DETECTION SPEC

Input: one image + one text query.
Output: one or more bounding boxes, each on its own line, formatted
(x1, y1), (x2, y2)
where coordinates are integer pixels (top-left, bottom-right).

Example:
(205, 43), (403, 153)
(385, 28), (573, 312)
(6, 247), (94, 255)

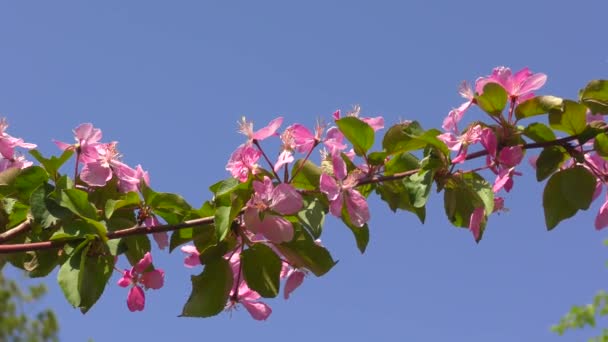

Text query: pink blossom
(476, 66), (547, 102)
(595, 193), (608, 230)
(469, 207), (485, 242)
(323, 127), (347, 154)
(282, 268), (305, 300)
(442, 81), (475, 132)
(54, 123), (102, 163)
(0, 118), (37, 160)
(243, 176), (303, 243)
(79, 142), (141, 191)
(281, 124), (317, 154)
(143, 215), (168, 250)
(226, 144), (261, 182)
(227, 281), (272, 321)
(180, 245), (201, 268)
(319, 153), (370, 227)
(438, 125), (483, 164)
(117, 252), (164, 312)
(239, 117), (283, 143)
(274, 150), (294, 172)
(0, 155), (33, 172)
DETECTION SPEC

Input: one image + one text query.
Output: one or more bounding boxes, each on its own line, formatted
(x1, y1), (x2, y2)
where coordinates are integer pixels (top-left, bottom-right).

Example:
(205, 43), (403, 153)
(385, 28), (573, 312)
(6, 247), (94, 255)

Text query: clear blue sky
(1, 1), (608, 340)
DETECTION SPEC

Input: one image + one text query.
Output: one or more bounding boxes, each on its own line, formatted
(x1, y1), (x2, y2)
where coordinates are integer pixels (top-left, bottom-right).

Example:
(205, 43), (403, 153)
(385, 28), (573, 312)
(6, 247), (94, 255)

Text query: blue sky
(1, 1), (608, 340)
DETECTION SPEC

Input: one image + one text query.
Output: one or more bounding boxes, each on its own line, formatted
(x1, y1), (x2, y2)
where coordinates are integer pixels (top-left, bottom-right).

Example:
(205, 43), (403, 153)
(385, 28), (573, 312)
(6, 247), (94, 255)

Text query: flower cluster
(0, 118), (36, 172)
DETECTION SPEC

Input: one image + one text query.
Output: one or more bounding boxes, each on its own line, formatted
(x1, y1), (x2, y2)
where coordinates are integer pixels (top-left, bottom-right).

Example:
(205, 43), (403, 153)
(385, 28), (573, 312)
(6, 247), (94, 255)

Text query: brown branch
(0, 129), (599, 255)
(0, 218), (32, 243)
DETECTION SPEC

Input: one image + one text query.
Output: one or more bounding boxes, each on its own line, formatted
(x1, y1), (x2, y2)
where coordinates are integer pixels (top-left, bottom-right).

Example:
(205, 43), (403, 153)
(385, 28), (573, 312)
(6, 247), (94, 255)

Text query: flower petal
(127, 285), (146, 312)
(241, 300), (272, 321)
(141, 269), (165, 290)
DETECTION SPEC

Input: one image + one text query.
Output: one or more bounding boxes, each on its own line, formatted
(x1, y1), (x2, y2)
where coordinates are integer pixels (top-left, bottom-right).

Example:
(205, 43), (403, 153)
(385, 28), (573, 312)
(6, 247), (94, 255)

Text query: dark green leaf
(536, 146), (568, 181)
(475, 83), (508, 116)
(24, 249), (60, 278)
(580, 80), (608, 114)
(180, 258), (233, 317)
(297, 196), (326, 239)
(367, 151), (388, 166)
(104, 192), (141, 219)
(515, 95), (564, 120)
(29, 149), (74, 180)
(523, 122), (557, 143)
(241, 244), (282, 298)
(30, 184), (62, 228)
(277, 227), (336, 276)
(543, 166), (596, 230)
(169, 228), (193, 252)
(147, 192), (192, 224)
(382, 122), (448, 156)
(443, 172), (493, 230)
(384, 152), (419, 175)
(336, 116), (375, 156)
(78, 242), (113, 313)
(11, 166), (49, 202)
(57, 241), (88, 309)
(209, 178), (241, 197)
(375, 181), (425, 223)
(120, 235), (151, 267)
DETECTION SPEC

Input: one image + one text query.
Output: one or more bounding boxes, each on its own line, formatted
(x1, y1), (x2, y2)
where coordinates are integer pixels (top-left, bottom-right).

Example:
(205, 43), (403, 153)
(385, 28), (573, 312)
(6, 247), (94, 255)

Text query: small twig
(0, 218), (33, 243)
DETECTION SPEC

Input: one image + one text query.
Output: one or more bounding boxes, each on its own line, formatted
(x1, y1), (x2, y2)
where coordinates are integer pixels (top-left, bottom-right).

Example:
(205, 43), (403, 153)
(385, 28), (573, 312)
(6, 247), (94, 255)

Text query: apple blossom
(117, 252), (164, 312)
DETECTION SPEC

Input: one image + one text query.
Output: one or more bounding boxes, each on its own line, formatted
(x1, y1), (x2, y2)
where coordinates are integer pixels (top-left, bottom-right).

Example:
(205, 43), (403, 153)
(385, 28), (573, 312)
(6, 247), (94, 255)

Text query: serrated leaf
(180, 258), (233, 317)
(241, 244), (282, 298)
(475, 83), (508, 116)
(336, 116), (375, 156)
(515, 95), (564, 120)
(543, 166), (596, 230)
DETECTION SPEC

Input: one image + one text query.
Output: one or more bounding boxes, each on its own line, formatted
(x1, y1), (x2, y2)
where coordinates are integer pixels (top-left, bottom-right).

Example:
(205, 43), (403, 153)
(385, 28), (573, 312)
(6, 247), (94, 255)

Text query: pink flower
(323, 127), (348, 154)
(595, 193), (608, 230)
(0, 155), (33, 172)
(469, 207), (485, 242)
(438, 124), (483, 164)
(80, 142), (141, 191)
(117, 252), (164, 312)
(239, 117), (283, 143)
(0, 118), (37, 160)
(54, 123), (102, 163)
(227, 281), (272, 321)
(180, 245), (201, 268)
(281, 124), (317, 154)
(226, 144), (261, 182)
(442, 81), (475, 132)
(281, 267), (305, 300)
(475, 66), (547, 102)
(319, 153), (370, 227)
(243, 176), (303, 243)
(143, 215), (168, 250)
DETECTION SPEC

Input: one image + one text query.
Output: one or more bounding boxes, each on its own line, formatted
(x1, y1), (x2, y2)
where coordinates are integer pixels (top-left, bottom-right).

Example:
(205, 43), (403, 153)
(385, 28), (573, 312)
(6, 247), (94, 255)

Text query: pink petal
(127, 285), (146, 312)
(331, 152), (347, 180)
(323, 127), (346, 153)
(134, 252), (153, 274)
(53, 140), (72, 151)
(595, 195), (608, 230)
(243, 207), (264, 235)
(241, 300), (272, 321)
(141, 269), (165, 290)
(469, 207), (485, 242)
(320, 173), (340, 201)
(262, 215), (295, 243)
(274, 150), (294, 172)
(271, 183), (303, 215)
(362, 116), (385, 131)
(284, 270), (305, 300)
(517, 72), (547, 96)
(492, 169), (512, 193)
(117, 270), (133, 287)
(80, 162), (112, 187)
(253, 117), (283, 141)
(153, 232), (169, 250)
(332, 110), (341, 120)
(498, 146), (523, 168)
(480, 128), (497, 158)
(329, 192), (343, 218)
(181, 245), (201, 268)
(291, 124), (316, 153)
(345, 189), (370, 227)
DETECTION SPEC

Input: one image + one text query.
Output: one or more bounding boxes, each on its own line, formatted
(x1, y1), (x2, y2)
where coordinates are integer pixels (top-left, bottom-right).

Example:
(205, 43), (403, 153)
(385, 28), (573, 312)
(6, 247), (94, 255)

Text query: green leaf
(78, 241), (113, 313)
(30, 184), (62, 228)
(120, 235), (151, 267)
(209, 177), (241, 197)
(475, 83), (508, 116)
(595, 133), (608, 158)
(382, 122), (448, 156)
(375, 181), (425, 223)
(515, 95), (564, 120)
(276, 227), (336, 276)
(24, 249), (60, 278)
(367, 151), (388, 166)
(147, 192), (192, 224)
(169, 228), (193, 252)
(29, 149), (74, 180)
(57, 241), (88, 309)
(536, 146), (568, 181)
(60, 189), (98, 220)
(336, 116), (375, 156)
(543, 166), (596, 230)
(443, 172), (493, 231)
(548, 100), (587, 135)
(10, 166), (49, 202)
(341, 207), (370, 253)
(403, 169), (434, 208)
(291, 159), (322, 190)
(104, 192), (141, 219)
(297, 196), (326, 239)
(580, 80), (608, 114)
(523, 122), (557, 143)
(241, 244), (282, 298)
(180, 258), (233, 317)
(384, 152), (419, 175)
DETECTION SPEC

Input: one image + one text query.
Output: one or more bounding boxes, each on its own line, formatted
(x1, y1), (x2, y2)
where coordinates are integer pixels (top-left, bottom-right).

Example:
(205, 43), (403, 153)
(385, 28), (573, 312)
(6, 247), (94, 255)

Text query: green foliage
(548, 100), (587, 135)
(181, 258), (233, 317)
(276, 226), (336, 277)
(523, 122), (557, 142)
(535, 146), (568, 181)
(515, 95), (564, 120)
(0, 270), (59, 342)
(580, 80), (608, 114)
(475, 83), (508, 116)
(336, 116), (375, 156)
(443, 172), (493, 240)
(543, 166), (596, 230)
(382, 121), (448, 156)
(241, 244), (282, 298)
